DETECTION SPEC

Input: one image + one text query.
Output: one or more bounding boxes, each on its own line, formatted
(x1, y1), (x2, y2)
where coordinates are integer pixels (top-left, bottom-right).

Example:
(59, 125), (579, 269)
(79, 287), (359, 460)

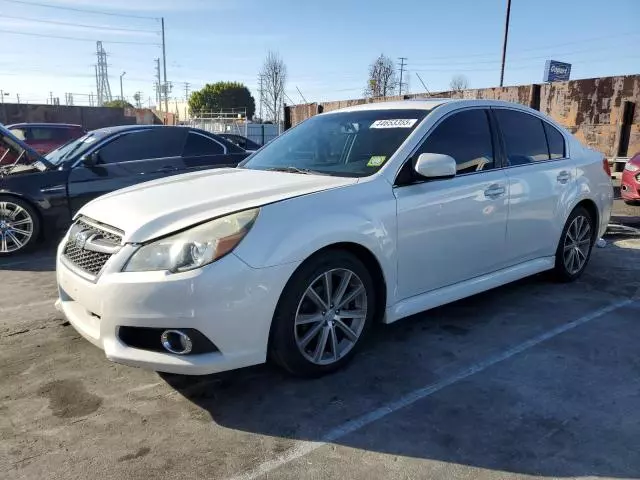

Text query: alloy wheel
(294, 268), (368, 366)
(563, 215), (591, 275)
(0, 201), (34, 254)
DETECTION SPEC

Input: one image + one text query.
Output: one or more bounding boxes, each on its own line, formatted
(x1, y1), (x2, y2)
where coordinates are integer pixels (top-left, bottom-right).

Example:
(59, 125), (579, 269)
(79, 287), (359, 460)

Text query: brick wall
(285, 74), (640, 158)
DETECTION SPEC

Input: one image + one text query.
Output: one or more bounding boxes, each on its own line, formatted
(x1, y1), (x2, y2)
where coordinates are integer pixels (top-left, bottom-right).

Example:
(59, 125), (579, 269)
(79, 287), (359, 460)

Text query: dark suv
(7, 123), (86, 155)
(0, 124), (249, 255)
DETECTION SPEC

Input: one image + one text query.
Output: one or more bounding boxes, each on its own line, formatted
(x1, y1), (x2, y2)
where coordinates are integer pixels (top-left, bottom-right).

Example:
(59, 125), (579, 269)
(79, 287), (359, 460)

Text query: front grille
(63, 217), (123, 278)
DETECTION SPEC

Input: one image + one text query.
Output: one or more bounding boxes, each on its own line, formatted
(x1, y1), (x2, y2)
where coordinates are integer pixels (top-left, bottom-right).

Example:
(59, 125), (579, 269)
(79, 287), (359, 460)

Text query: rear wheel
(270, 250), (376, 377)
(0, 196), (40, 256)
(552, 206), (594, 282)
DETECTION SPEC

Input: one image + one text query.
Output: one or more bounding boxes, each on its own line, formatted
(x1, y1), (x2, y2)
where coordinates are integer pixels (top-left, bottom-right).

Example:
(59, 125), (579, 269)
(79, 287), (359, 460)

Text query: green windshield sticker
(367, 155), (387, 167)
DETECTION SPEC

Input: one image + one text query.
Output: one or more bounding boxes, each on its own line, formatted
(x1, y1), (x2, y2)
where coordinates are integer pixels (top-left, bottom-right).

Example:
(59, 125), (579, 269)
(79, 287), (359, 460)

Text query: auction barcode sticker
(370, 119), (418, 129)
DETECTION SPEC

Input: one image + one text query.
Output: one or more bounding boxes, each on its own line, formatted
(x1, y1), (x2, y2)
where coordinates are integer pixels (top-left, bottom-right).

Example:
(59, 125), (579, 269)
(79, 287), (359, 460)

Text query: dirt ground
(1, 198), (639, 480)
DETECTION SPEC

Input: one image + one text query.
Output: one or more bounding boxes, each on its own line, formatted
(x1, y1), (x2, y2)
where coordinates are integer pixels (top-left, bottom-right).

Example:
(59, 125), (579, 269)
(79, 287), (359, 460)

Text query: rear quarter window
(543, 122), (566, 159)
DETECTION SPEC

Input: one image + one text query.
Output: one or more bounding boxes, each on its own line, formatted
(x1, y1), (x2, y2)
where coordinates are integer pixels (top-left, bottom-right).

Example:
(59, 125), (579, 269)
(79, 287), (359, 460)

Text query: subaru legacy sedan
(55, 99), (613, 377)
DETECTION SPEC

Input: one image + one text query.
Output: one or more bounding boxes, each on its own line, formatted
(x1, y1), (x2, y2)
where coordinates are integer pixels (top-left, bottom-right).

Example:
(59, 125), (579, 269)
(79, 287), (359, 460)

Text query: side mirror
(81, 151), (100, 167)
(414, 153), (456, 179)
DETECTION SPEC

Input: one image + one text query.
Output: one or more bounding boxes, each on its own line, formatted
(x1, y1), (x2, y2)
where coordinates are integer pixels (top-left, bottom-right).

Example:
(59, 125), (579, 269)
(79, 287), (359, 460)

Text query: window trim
(183, 130), (228, 156)
(491, 106), (569, 170)
(393, 106), (498, 187)
(71, 128), (185, 168)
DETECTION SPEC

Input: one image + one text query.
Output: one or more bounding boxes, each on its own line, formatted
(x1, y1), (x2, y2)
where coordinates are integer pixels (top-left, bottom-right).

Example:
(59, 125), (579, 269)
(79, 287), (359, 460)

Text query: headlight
(124, 208), (259, 273)
(624, 162), (640, 172)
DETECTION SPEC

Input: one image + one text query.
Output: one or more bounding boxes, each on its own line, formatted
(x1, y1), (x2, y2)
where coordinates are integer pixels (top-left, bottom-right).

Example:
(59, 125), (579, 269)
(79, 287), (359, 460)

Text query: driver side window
(415, 108), (495, 174)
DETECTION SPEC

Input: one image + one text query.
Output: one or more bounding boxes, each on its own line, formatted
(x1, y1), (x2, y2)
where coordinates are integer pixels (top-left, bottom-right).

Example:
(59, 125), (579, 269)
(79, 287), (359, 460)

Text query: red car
(621, 152), (640, 205)
(6, 123), (86, 155)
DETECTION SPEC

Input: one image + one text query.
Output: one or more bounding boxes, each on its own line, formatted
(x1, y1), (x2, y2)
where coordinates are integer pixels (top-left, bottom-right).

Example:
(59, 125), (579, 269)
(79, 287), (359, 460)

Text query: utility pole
(16, 93), (20, 104)
(183, 82), (190, 101)
(50, 91), (54, 105)
(161, 17), (168, 113)
(398, 57), (407, 96)
(499, 0), (512, 87)
(296, 86), (308, 104)
(415, 73), (431, 96)
(120, 71), (126, 101)
(155, 58), (162, 112)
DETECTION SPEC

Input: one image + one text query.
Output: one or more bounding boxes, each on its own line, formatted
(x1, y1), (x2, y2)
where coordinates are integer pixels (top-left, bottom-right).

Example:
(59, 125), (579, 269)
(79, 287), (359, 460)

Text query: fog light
(160, 330), (193, 355)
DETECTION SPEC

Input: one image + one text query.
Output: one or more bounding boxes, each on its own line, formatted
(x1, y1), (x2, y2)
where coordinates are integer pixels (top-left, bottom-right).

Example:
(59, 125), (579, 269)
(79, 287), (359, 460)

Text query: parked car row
(0, 124), (250, 255)
(50, 99), (613, 378)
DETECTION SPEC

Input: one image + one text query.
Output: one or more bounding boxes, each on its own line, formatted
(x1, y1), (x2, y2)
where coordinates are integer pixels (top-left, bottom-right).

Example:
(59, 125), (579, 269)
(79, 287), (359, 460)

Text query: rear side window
(495, 109), (549, 166)
(543, 122), (565, 159)
(98, 129), (185, 164)
(416, 108), (495, 174)
(183, 132), (224, 156)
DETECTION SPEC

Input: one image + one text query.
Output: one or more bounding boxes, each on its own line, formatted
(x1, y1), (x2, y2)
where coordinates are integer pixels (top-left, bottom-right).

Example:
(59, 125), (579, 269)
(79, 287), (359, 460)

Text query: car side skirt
(385, 256), (555, 324)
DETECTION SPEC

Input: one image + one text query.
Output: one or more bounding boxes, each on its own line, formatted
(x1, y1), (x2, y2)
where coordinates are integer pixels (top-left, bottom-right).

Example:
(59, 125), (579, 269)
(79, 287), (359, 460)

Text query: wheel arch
(267, 241), (388, 352)
(572, 198), (600, 242)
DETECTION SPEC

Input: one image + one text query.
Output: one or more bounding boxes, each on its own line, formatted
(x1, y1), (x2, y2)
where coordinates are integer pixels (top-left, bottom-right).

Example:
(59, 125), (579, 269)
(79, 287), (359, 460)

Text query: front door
(394, 108), (509, 300)
(492, 108), (576, 264)
(67, 128), (187, 214)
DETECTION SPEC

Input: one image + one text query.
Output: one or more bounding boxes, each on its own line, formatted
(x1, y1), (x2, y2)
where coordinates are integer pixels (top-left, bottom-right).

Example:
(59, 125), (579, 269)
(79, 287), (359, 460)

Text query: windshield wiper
(266, 166), (326, 175)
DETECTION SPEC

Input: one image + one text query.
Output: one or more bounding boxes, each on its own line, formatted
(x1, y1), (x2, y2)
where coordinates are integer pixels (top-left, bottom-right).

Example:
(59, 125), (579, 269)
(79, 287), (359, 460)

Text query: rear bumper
(55, 236), (300, 375)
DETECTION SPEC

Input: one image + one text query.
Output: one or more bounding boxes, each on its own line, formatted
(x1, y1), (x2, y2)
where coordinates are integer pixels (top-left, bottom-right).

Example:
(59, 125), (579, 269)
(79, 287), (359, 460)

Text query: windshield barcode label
(370, 119), (417, 129)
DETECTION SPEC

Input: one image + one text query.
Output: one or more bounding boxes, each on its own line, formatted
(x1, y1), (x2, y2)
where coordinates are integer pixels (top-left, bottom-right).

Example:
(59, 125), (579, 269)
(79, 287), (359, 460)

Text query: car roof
(327, 98), (538, 114)
(7, 122), (83, 128)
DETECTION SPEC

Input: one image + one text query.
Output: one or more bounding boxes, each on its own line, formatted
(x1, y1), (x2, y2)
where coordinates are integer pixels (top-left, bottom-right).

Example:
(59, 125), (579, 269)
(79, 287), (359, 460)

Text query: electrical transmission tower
(398, 57), (407, 96)
(155, 58), (162, 111)
(183, 82), (190, 101)
(95, 41), (112, 106)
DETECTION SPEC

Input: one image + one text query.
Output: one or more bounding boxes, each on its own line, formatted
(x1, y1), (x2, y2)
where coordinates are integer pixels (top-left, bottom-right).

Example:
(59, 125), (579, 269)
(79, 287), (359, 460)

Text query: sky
(0, 0), (638, 108)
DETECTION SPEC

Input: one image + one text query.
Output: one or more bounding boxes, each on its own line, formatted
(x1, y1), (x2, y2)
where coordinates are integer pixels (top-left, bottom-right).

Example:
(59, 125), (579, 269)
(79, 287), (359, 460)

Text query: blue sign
(543, 60), (571, 82)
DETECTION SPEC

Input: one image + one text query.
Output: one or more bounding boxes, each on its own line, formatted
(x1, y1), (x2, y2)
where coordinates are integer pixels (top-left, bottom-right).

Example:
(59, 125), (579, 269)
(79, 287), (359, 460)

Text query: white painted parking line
(0, 299), (57, 313)
(226, 298), (635, 480)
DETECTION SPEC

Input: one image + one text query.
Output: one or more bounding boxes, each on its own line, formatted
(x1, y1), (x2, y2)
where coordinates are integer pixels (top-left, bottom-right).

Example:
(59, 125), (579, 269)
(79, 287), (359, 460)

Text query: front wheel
(269, 250), (376, 377)
(552, 206), (594, 282)
(0, 196), (40, 256)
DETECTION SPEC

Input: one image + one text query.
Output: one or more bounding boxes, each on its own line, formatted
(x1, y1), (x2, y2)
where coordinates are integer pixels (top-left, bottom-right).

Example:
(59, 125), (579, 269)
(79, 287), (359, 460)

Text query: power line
(296, 86), (308, 103)
(1, 14), (159, 33)
(0, 0), (159, 20)
(0, 29), (161, 45)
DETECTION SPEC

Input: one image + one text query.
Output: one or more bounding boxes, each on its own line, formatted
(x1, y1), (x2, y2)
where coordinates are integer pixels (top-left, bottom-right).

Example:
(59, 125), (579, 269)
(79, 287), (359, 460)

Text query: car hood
(79, 168), (358, 243)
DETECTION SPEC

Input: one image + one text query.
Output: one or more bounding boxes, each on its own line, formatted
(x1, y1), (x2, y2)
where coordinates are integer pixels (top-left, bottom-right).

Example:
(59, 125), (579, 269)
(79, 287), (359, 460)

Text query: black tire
(0, 195), (41, 257)
(552, 206), (594, 282)
(269, 250), (376, 377)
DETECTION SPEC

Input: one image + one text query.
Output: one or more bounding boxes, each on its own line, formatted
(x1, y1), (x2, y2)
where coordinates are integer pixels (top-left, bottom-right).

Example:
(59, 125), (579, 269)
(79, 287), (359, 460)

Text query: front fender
(234, 179), (398, 305)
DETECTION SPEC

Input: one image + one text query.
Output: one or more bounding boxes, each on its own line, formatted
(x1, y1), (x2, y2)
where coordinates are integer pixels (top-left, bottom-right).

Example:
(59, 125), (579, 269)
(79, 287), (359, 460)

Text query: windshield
(44, 131), (102, 166)
(239, 109), (429, 177)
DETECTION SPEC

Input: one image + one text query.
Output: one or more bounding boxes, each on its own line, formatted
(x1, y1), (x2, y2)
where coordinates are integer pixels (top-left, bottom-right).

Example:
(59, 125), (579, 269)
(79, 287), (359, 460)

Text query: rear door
(493, 108), (575, 264)
(67, 128), (187, 214)
(180, 131), (246, 173)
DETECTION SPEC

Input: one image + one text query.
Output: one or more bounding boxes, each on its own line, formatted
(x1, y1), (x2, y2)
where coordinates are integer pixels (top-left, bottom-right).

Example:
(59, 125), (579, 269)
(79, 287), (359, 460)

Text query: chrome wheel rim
(563, 215), (591, 275)
(0, 201), (34, 253)
(294, 268), (368, 366)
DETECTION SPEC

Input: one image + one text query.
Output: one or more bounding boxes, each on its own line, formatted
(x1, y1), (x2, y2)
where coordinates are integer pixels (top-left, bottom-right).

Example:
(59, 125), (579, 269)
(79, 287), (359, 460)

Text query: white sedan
(55, 99), (613, 377)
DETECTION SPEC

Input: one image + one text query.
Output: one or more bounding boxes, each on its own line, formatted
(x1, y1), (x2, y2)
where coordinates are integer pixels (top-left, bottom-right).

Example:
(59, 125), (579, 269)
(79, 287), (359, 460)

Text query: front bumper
(55, 237), (299, 375)
(621, 170), (640, 201)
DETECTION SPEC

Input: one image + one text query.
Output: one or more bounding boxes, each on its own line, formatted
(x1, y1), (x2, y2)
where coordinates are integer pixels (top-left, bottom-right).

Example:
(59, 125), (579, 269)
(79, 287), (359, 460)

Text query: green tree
(188, 82), (255, 118)
(103, 99), (134, 108)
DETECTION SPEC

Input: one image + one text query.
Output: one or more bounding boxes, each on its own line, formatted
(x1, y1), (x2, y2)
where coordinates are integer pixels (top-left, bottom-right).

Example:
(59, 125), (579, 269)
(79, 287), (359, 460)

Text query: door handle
(557, 171), (571, 184)
(484, 184), (506, 199)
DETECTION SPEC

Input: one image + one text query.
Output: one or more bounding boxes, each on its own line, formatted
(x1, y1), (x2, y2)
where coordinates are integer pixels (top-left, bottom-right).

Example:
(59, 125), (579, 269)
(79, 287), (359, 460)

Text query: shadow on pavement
(164, 241), (640, 479)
